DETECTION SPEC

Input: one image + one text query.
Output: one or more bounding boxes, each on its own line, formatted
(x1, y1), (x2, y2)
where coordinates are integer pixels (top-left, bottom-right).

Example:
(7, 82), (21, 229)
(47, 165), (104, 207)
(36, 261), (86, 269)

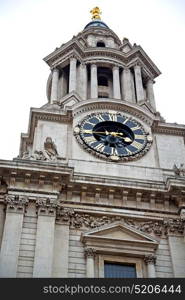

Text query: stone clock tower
(0, 8), (185, 278)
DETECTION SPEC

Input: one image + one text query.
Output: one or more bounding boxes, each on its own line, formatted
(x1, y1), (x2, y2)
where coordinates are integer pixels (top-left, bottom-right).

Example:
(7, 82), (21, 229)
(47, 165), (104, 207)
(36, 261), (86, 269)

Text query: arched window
(98, 76), (108, 86)
(97, 41), (105, 47)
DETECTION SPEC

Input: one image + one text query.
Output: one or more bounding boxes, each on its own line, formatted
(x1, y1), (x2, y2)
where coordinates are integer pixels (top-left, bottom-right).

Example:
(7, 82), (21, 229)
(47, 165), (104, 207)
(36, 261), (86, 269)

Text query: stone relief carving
(56, 208), (185, 236)
(56, 209), (185, 237)
(173, 163), (185, 177)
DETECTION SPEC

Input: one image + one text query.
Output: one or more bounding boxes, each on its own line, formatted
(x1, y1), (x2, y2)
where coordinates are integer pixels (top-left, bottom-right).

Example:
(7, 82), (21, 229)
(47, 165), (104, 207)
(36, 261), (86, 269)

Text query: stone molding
(144, 254), (157, 265)
(84, 247), (96, 258)
(5, 194), (28, 213)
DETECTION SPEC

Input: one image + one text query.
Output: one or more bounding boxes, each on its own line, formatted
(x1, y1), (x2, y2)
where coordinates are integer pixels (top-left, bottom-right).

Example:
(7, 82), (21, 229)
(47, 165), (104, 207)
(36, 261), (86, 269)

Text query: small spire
(90, 7), (102, 20)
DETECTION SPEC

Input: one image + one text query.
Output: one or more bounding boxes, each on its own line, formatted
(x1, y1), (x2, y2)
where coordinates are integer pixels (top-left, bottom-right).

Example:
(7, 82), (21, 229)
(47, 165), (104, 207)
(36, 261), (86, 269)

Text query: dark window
(104, 262), (136, 278)
(98, 94), (108, 98)
(97, 41), (105, 47)
(98, 76), (108, 86)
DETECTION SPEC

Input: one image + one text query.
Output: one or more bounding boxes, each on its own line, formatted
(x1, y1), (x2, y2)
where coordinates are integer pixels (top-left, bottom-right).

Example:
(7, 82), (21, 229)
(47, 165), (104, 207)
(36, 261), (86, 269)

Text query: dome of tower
(84, 20), (109, 30)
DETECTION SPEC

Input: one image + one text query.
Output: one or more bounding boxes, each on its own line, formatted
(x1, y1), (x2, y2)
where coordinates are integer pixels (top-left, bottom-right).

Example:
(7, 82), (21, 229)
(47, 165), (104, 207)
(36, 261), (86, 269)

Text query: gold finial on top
(90, 7), (102, 20)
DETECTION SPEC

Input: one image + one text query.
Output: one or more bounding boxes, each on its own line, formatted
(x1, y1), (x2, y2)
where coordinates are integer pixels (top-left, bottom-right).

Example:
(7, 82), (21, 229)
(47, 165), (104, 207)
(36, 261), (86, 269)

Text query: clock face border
(74, 112), (153, 162)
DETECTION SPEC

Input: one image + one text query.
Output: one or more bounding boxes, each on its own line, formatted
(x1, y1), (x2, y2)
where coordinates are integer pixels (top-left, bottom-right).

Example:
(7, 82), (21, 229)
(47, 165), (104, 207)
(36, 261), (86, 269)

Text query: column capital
(144, 254), (156, 265)
(5, 194), (28, 213)
(56, 207), (74, 225)
(70, 56), (77, 62)
(112, 64), (119, 71)
(36, 197), (58, 217)
(91, 63), (97, 68)
(84, 247), (96, 258)
(51, 66), (59, 72)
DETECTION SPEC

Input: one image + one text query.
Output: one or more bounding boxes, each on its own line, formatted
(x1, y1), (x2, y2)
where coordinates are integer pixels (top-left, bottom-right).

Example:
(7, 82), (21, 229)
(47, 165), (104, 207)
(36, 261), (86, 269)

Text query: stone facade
(0, 13), (185, 278)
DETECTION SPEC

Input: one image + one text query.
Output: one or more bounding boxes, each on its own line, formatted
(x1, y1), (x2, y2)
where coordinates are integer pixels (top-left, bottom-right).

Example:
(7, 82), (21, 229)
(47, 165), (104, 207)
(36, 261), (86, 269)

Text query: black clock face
(74, 112), (152, 161)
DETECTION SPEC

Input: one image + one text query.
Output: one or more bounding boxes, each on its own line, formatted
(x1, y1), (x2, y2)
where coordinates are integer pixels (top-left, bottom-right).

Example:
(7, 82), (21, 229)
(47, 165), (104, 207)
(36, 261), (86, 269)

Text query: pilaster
(33, 198), (57, 277)
(144, 254), (156, 278)
(84, 247), (96, 278)
(0, 195), (28, 277)
(134, 64), (145, 102)
(147, 79), (156, 110)
(121, 68), (133, 102)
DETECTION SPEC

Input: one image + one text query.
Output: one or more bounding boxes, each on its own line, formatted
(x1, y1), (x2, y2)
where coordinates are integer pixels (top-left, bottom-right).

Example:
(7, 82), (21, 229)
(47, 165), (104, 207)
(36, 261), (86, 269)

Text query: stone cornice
(152, 121), (185, 136)
(0, 159), (73, 184)
(44, 40), (160, 79)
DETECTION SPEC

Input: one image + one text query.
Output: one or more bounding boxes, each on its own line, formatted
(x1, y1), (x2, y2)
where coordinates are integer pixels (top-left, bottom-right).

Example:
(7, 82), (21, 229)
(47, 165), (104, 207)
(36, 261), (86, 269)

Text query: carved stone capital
(164, 218), (184, 236)
(36, 197), (58, 217)
(144, 255), (156, 265)
(56, 207), (74, 224)
(84, 247), (96, 258)
(5, 194), (28, 213)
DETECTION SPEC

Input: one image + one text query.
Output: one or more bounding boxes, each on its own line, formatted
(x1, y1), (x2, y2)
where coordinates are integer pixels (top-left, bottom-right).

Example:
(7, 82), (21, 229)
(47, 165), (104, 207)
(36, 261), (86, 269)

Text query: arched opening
(97, 41), (105, 47)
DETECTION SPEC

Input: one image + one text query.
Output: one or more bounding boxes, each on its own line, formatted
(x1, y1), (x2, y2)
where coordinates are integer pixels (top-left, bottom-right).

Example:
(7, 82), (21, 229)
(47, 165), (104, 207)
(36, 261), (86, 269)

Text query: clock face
(74, 112), (153, 161)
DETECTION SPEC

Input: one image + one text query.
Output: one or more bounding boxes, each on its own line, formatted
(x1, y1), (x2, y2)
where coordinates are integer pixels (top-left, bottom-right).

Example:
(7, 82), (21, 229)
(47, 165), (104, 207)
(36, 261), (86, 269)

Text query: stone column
(113, 65), (121, 99)
(0, 195), (28, 277)
(79, 63), (87, 100)
(144, 255), (156, 278)
(134, 64), (145, 102)
(50, 68), (59, 103)
(33, 198), (57, 277)
(147, 79), (156, 110)
(69, 57), (77, 92)
(121, 68), (133, 102)
(85, 247), (96, 278)
(90, 64), (98, 98)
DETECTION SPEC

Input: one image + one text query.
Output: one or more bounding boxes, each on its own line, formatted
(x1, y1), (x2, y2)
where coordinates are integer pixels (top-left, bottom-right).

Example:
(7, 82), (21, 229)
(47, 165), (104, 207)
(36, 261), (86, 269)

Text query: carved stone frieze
(57, 209), (185, 237)
(5, 194), (28, 213)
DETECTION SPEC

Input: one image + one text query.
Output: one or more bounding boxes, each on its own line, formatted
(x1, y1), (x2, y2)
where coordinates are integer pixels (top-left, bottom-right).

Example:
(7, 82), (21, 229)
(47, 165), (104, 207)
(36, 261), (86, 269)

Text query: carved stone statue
(43, 137), (58, 161)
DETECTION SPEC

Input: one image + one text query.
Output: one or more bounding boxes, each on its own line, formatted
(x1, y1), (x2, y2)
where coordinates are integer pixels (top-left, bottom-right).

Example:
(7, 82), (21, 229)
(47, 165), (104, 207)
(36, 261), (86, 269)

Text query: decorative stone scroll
(5, 195), (28, 213)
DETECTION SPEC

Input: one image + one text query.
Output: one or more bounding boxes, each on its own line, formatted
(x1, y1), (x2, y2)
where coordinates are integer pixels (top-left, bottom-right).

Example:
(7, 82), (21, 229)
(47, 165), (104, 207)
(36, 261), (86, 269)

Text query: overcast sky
(0, 0), (185, 160)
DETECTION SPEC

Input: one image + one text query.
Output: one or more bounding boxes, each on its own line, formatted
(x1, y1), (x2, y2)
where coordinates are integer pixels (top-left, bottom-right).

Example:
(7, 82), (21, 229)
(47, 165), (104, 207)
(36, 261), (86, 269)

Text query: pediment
(60, 92), (81, 108)
(81, 221), (159, 244)
(139, 101), (155, 114)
